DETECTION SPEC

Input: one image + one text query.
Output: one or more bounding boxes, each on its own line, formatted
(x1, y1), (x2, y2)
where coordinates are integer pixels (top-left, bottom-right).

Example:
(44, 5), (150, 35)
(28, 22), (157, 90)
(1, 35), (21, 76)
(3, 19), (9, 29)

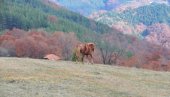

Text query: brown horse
(75, 42), (95, 64)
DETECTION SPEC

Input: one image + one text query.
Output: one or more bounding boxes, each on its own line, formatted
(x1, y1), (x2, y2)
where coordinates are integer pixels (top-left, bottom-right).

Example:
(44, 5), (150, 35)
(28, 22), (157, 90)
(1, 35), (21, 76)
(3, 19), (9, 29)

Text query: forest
(96, 3), (170, 26)
(0, 0), (113, 37)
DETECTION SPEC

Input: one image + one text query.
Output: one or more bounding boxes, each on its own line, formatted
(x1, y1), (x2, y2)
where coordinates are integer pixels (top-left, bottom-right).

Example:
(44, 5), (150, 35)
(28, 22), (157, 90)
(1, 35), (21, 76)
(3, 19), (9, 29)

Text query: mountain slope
(0, 57), (170, 97)
(51, 0), (132, 15)
(52, 0), (169, 16)
(94, 3), (170, 26)
(0, 0), (113, 37)
(92, 3), (170, 35)
(91, 3), (170, 49)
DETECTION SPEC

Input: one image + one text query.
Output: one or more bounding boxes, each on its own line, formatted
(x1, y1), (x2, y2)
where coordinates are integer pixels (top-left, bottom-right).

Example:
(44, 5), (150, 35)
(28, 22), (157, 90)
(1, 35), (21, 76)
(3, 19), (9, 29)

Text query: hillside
(94, 3), (170, 26)
(0, 0), (113, 37)
(92, 3), (170, 39)
(51, 0), (133, 15)
(52, 0), (169, 15)
(0, 57), (170, 97)
(91, 3), (170, 49)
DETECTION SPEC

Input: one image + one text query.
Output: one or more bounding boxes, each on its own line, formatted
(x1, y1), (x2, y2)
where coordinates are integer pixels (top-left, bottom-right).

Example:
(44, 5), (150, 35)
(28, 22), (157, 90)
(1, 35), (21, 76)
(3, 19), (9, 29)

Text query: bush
(0, 29), (79, 60)
(126, 51), (133, 58)
(71, 51), (77, 62)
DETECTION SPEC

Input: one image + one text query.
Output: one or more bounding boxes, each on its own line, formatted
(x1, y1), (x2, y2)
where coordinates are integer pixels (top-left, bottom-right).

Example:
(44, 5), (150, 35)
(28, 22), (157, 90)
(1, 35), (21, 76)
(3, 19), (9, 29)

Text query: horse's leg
(90, 54), (94, 64)
(75, 52), (79, 64)
(75, 56), (79, 64)
(81, 54), (84, 64)
(86, 55), (90, 64)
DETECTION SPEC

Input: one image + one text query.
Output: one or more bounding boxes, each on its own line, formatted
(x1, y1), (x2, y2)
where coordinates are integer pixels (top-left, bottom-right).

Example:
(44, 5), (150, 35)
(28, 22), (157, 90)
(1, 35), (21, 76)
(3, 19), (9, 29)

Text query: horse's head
(87, 43), (95, 52)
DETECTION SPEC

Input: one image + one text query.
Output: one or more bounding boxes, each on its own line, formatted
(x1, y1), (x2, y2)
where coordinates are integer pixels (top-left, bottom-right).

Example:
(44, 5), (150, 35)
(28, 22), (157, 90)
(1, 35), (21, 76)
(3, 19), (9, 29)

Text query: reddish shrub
(0, 29), (79, 60)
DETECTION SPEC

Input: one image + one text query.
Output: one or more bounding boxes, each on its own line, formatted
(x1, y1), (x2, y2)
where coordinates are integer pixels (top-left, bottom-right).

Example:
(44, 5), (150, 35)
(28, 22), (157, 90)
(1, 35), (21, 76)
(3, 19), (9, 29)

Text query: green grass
(0, 57), (170, 97)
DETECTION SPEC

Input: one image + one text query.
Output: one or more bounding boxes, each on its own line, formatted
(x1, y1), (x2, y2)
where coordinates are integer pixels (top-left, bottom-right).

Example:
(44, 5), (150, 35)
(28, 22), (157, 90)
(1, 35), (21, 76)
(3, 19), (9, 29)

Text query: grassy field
(0, 57), (170, 97)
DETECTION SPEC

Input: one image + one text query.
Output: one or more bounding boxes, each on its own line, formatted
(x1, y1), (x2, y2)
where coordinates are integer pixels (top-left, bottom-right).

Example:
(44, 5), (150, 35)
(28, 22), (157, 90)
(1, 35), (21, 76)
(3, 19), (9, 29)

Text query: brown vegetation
(0, 28), (79, 60)
(1, 28), (170, 71)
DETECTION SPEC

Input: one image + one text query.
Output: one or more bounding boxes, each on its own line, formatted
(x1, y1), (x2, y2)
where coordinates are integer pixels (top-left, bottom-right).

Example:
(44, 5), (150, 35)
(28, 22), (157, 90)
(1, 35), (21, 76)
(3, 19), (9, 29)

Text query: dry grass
(0, 57), (170, 97)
